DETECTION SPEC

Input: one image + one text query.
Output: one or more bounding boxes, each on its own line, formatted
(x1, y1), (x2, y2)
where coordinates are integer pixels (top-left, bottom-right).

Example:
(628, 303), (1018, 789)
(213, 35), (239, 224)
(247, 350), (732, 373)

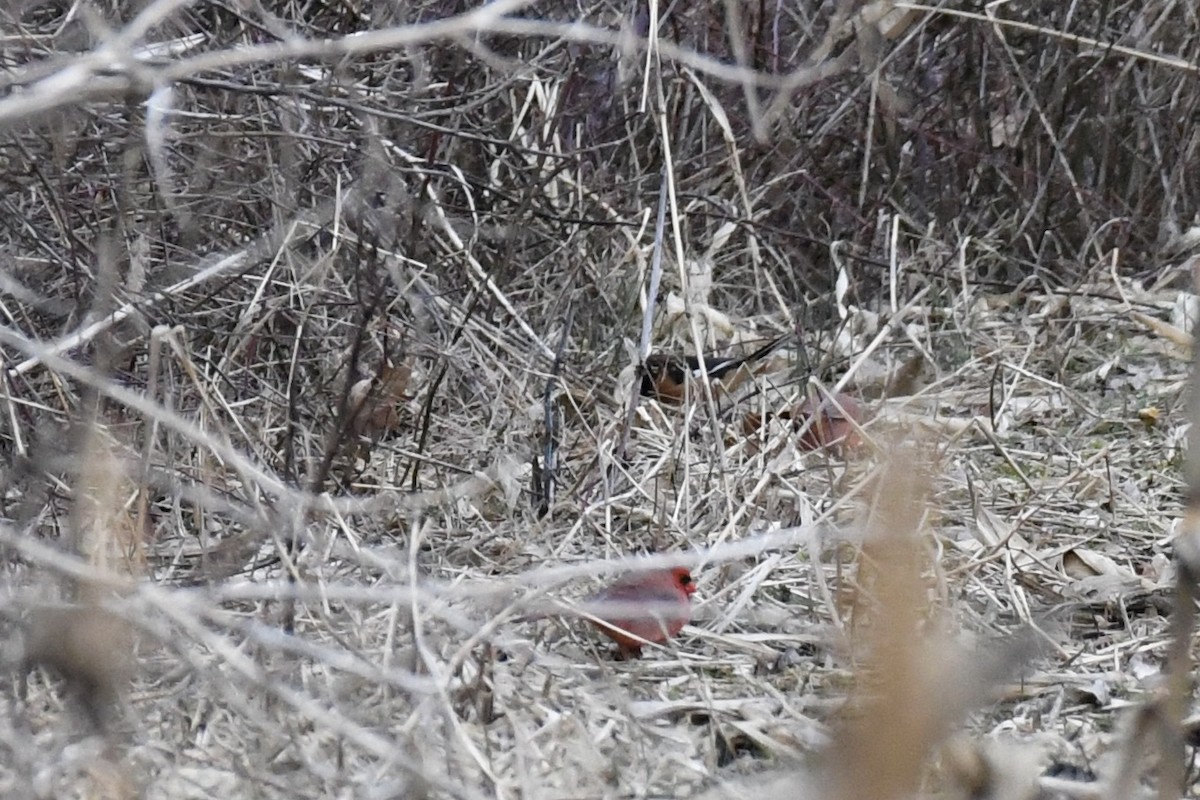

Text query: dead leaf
(1130, 310), (1190, 353)
(970, 502), (1040, 571)
(1061, 547), (1126, 580)
(349, 363), (412, 437)
(781, 391), (866, 453)
(884, 352), (928, 398)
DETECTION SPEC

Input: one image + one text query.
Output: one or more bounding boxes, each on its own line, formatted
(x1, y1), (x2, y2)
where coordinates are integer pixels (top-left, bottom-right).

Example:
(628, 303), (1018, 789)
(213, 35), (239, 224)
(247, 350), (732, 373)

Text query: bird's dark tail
(706, 332), (792, 380)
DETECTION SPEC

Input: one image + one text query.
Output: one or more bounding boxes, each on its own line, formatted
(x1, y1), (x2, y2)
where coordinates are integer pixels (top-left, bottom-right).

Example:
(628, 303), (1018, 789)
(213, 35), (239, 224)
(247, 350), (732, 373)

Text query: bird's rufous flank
(640, 334), (789, 404)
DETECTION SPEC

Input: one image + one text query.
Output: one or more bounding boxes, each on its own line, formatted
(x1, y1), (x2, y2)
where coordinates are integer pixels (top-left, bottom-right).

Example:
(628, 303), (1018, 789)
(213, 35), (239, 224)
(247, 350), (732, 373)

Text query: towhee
(640, 334), (789, 404)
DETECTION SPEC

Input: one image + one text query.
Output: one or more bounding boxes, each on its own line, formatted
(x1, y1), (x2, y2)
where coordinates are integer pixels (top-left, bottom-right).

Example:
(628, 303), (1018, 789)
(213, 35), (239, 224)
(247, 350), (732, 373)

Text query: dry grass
(1, 0), (1199, 797)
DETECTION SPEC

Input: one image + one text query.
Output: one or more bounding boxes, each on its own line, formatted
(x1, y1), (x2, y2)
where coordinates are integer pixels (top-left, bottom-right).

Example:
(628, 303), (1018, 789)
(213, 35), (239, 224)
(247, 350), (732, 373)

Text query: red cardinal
(585, 567), (697, 659)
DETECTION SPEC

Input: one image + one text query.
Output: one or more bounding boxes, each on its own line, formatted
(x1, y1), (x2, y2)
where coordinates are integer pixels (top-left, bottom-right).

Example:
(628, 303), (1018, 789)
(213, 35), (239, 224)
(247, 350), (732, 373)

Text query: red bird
(584, 567), (697, 658)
